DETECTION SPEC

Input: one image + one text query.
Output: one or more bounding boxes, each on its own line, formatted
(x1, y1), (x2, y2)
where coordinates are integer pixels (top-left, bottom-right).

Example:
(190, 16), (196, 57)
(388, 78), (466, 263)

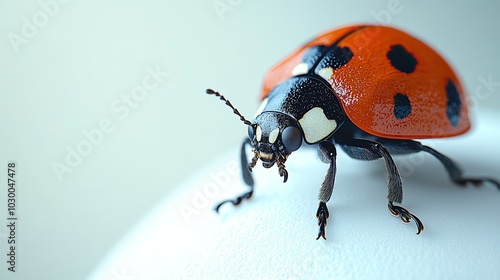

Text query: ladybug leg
(316, 141), (337, 240)
(214, 138), (255, 213)
(378, 138), (500, 189)
(420, 145), (500, 189)
(339, 138), (424, 234)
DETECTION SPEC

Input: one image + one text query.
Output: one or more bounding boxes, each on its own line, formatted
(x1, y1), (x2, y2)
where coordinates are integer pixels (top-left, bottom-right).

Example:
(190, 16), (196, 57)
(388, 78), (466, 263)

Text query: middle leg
(339, 138), (424, 234)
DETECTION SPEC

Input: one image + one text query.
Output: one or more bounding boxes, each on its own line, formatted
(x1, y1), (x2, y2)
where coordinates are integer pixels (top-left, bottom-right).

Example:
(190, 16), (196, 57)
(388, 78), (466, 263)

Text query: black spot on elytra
(446, 80), (461, 126)
(394, 93), (412, 119)
(316, 46), (353, 70)
(387, 45), (417, 74)
(302, 45), (327, 69)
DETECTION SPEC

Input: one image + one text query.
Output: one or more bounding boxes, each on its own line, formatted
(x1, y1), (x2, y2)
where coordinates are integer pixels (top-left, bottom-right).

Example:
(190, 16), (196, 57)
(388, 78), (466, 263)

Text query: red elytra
(261, 25), (469, 139)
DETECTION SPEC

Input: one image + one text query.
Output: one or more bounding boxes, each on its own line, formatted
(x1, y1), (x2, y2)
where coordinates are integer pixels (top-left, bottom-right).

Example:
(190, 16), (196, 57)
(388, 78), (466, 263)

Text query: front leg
(214, 138), (255, 212)
(316, 141), (337, 240)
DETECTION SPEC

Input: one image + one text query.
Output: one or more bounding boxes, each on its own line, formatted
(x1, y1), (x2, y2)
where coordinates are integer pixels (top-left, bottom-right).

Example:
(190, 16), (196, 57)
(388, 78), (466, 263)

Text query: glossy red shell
(261, 25), (470, 139)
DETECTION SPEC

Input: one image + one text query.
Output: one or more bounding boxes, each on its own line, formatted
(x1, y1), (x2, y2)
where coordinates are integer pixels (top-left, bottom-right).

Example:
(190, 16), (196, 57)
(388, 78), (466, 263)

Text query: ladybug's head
(246, 111), (302, 181)
(206, 89), (302, 182)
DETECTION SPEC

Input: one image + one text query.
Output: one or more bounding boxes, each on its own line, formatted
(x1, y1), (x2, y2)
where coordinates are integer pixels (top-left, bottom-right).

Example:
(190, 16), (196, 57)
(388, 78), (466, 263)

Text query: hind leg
(373, 138), (500, 189)
(420, 145), (500, 189)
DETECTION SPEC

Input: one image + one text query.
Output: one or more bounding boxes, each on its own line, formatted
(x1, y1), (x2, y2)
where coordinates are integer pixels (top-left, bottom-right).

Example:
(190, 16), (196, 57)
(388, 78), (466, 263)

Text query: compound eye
(282, 126), (302, 152)
(247, 125), (255, 140)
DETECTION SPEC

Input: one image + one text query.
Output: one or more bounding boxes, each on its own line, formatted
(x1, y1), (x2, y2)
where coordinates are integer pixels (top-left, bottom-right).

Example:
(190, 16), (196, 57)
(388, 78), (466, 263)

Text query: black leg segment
(388, 202), (424, 234)
(363, 137), (500, 190)
(339, 138), (423, 234)
(316, 202), (330, 240)
(316, 141), (337, 240)
(214, 138), (255, 213)
(421, 145), (500, 189)
(339, 139), (403, 203)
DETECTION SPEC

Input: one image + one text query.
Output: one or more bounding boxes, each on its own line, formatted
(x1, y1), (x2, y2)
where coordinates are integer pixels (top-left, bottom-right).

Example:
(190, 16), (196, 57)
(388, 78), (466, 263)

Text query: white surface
(90, 111), (500, 280)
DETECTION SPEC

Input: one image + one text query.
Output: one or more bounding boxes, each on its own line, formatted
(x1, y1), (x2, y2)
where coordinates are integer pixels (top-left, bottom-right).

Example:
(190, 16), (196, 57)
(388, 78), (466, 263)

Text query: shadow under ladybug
(207, 25), (500, 240)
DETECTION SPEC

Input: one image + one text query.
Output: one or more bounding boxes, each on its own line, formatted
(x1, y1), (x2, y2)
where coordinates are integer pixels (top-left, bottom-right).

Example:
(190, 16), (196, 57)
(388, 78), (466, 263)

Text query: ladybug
(207, 25), (499, 240)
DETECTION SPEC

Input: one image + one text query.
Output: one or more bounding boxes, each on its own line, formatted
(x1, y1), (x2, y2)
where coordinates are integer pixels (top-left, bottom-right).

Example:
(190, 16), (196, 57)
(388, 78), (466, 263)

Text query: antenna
(206, 89), (252, 126)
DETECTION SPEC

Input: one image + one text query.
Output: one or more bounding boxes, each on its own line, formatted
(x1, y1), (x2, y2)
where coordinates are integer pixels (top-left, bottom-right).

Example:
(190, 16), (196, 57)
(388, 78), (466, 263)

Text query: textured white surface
(90, 112), (500, 280)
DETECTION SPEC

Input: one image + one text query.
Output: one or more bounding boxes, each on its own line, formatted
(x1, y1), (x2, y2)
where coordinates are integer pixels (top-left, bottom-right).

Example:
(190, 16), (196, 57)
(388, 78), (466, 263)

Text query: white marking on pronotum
(254, 98), (269, 118)
(268, 128), (280, 144)
(256, 125), (262, 142)
(292, 63), (309, 76)
(318, 67), (333, 81)
(298, 107), (337, 143)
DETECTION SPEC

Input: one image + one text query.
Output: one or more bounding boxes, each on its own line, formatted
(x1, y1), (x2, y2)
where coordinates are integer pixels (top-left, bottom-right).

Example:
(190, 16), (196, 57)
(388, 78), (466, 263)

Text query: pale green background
(0, 0), (499, 279)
